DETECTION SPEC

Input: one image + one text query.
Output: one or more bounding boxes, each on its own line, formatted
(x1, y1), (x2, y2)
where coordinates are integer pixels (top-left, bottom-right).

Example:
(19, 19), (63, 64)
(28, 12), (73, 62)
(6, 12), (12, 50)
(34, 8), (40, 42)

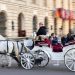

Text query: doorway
(0, 12), (7, 37)
(18, 13), (26, 37)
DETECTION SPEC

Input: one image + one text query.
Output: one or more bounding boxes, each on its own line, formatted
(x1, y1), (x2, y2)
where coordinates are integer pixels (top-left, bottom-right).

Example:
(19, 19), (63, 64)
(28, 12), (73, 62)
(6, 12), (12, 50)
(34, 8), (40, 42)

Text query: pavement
(0, 58), (75, 75)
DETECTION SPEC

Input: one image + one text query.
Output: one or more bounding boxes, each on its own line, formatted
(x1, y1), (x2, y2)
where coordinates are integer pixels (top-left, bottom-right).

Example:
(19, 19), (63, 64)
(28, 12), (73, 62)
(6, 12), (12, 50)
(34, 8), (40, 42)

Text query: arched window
(43, 0), (47, 7)
(0, 12), (7, 36)
(53, 0), (57, 35)
(33, 16), (37, 32)
(18, 13), (24, 30)
(32, 0), (36, 4)
(44, 17), (48, 28)
(18, 13), (26, 37)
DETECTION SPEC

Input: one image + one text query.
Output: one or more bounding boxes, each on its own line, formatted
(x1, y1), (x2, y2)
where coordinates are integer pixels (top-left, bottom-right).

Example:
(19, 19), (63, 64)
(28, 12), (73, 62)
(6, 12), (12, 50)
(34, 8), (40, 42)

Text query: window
(33, 16), (37, 32)
(43, 0), (47, 7)
(16, 0), (24, 1)
(18, 13), (26, 37)
(0, 12), (7, 36)
(32, 0), (36, 4)
(44, 17), (48, 28)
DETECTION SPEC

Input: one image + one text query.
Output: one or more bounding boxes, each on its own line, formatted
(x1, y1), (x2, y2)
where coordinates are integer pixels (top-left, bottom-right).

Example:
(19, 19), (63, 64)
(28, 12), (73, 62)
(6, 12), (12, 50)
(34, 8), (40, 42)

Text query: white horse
(0, 35), (23, 67)
(0, 34), (34, 68)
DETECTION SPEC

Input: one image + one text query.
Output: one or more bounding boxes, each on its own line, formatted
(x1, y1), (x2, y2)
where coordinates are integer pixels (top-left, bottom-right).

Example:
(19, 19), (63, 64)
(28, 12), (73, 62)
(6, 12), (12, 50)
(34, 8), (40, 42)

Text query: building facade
(0, 0), (75, 37)
(49, 0), (75, 36)
(0, 0), (50, 37)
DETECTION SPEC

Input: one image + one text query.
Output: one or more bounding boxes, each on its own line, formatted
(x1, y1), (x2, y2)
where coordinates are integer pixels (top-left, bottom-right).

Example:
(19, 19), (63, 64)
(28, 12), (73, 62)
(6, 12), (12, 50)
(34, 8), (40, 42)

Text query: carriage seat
(52, 43), (63, 52)
(35, 38), (63, 52)
(36, 42), (49, 47)
(24, 39), (34, 50)
(64, 40), (75, 46)
(35, 38), (51, 47)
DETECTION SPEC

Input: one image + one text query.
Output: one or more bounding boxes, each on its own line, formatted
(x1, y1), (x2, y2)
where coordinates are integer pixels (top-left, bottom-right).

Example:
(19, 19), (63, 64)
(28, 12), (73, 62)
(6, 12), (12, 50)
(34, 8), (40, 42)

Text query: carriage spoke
(30, 57), (34, 61)
(69, 63), (74, 71)
(26, 63), (30, 69)
(67, 61), (73, 67)
(30, 62), (34, 65)
(26, 61), (33, 69)
(66, 59), (73, 65)
(22, 58), (27, 62)
(66, 53), (74, 59)
(73, 52), (75, 58)
(29, 62), (32, 67)
(22, 59), (27, 63)
(23, 62), (27, 67)
(28, 62), (33, 69)
(25, 64), (29, 69)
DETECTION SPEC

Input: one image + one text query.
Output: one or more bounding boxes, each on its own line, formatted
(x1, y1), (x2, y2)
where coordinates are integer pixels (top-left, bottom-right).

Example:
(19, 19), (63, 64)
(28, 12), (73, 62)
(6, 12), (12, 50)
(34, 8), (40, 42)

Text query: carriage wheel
(34, 50), (49, 67)
(64, 48), (75, 71)
(21, 53), (35, 69)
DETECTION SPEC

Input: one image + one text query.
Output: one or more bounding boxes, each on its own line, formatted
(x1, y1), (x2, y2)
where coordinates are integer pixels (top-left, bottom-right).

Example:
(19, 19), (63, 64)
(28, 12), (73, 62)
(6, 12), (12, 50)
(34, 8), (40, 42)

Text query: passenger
(36, 26), (47, 36)
(50, 33), (63, 52)
(67, 33), (74, 42)
(50, 33), (58, 45)
(61, 35), (67, 46)
(44, 38), (51, 47)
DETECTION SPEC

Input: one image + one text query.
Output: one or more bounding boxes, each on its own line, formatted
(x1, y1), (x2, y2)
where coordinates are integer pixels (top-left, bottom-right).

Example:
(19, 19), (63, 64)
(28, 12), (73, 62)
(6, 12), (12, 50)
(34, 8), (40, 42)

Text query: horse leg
(7, 53), (12, 67)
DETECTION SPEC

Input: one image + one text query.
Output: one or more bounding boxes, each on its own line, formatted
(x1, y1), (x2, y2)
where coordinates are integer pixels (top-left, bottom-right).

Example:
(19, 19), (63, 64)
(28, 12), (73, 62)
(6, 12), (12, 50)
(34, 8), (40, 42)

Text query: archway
(18, 13), (26, 37)
(0, 12), (7, 36)
(33, 15), (37, 32)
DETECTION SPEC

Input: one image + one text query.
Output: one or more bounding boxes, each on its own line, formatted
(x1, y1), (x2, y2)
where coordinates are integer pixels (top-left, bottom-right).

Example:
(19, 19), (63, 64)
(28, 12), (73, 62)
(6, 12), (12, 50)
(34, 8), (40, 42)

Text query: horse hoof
(1, 65), (5, 67)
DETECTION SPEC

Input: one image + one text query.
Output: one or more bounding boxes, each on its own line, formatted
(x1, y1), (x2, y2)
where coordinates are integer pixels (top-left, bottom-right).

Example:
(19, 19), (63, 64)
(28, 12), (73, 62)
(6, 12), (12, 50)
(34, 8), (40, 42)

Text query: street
(0, 60), (75, 75)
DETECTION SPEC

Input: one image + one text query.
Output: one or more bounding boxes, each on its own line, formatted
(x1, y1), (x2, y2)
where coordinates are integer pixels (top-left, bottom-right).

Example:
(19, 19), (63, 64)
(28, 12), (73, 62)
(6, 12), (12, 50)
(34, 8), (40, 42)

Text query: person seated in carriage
(66, 33), (74, 42)
(35, 24), (51, 47)
(50, 33), (58, 45)
(61, 33), (75, 46)
(50, 33), (63, 52)
(61, 35), (67, 46)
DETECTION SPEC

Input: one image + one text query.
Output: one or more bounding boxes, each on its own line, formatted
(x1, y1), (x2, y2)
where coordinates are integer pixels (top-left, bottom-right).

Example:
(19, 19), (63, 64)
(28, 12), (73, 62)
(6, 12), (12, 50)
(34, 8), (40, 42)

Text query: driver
(35, 24), (50, 46)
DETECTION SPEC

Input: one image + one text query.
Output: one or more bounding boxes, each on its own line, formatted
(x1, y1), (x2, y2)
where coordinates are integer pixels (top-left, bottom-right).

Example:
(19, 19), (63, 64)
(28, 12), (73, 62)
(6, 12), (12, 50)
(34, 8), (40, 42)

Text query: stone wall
(0, 0), (75, 38)
(0, 0), (50, 37)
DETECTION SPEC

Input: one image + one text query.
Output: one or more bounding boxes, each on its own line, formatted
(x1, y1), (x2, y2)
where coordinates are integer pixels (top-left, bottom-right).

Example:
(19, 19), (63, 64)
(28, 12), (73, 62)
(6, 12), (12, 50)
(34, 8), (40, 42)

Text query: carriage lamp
(12, 21), (14, 30)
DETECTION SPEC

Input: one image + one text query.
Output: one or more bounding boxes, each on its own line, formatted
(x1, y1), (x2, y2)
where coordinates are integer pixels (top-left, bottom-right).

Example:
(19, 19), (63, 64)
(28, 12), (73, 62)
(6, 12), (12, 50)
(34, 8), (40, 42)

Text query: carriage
(22, 37), (75, 71)
(0, 35), (75, 71)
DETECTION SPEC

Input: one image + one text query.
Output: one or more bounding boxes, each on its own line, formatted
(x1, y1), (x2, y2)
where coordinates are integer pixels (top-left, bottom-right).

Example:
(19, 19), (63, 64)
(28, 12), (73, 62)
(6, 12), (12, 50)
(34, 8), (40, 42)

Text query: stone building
(0, 0), (75, 38)
(49, 0), (75, 36)
(0, 0), (50, 37)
